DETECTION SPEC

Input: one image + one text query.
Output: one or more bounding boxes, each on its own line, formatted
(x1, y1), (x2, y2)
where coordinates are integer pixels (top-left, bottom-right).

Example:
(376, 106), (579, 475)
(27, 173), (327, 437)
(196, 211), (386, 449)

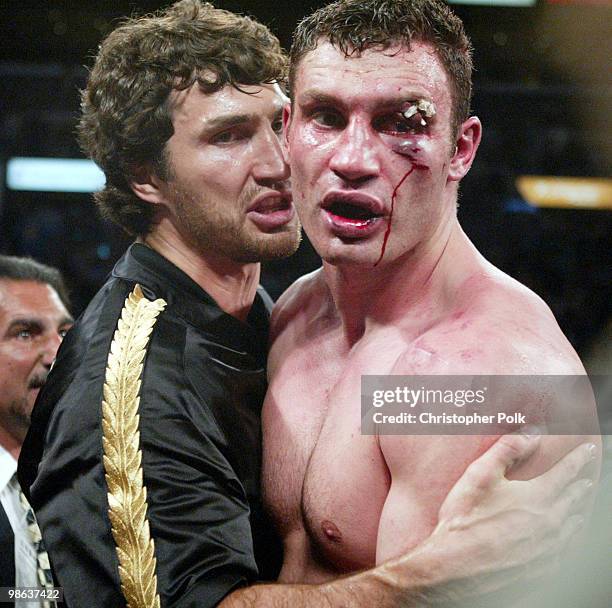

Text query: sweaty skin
(262, 42), (600, 585)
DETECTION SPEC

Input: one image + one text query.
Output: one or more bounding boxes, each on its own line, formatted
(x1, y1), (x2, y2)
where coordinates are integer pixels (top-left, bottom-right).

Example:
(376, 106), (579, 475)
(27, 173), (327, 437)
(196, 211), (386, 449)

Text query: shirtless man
(263, 0), (600, 587)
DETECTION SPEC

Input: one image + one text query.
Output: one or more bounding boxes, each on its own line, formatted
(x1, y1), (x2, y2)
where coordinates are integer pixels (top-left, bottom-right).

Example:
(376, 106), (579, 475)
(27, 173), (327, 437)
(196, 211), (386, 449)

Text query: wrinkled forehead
(0, 280), (66, 321)
(293, 40), (451, 106)
(169, 79), (287, 120)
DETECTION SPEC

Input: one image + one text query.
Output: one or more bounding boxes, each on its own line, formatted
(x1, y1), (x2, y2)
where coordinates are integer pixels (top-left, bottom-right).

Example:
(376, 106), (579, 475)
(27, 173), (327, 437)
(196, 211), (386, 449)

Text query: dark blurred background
(0, 0), (610, 370)
(0, 3), (610, 606)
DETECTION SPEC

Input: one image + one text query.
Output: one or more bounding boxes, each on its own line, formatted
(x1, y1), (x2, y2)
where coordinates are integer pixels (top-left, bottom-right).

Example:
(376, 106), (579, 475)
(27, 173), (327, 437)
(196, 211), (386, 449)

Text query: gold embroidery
(102, 284), (166, 608)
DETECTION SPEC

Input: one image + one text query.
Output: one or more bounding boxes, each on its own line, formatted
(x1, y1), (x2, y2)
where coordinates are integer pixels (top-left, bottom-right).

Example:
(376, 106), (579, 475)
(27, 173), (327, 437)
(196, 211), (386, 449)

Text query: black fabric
(0, 502), (15, 588)
(18, 243), (282, 608)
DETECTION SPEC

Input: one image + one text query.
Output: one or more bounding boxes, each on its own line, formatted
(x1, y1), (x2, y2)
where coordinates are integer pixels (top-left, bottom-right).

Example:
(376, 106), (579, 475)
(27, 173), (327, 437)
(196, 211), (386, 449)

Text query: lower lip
(247, 205), (295, 230)
(323, 209), (385, 238)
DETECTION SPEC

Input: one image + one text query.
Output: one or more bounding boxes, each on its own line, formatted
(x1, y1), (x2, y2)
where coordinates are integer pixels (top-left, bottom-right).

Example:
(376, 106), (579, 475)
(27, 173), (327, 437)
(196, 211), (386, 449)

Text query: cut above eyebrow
(298, 89), (434, 112)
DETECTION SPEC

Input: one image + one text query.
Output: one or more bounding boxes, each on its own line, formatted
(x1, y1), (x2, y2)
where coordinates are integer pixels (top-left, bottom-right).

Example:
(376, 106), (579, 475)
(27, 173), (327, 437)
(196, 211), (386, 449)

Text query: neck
(143, 222), (260, 322)
(323, 218), (471, 345)
(0, 427), (22, 460)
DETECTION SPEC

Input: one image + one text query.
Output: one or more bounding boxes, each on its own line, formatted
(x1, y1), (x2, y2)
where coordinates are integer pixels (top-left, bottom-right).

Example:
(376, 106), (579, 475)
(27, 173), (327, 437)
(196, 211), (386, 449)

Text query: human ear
(129, 165), (168, 206)
(448, 116), (482, 182)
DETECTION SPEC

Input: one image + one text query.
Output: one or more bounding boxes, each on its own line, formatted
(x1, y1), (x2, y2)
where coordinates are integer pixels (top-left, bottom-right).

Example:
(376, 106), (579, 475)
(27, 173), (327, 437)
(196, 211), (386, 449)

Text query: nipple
(321, 520), (343, 543)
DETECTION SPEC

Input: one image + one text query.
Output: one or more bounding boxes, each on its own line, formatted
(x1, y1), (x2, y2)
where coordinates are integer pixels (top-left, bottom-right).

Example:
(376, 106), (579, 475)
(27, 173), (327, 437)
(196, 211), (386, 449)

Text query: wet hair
(78, 0), (288, 236)
(289, 0), (473, 135)
(0, 255), (70, 310)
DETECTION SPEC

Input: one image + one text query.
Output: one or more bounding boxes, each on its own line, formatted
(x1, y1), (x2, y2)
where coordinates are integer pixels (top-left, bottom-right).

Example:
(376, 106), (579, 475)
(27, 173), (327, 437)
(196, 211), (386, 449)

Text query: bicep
(376, 434), (498, 565)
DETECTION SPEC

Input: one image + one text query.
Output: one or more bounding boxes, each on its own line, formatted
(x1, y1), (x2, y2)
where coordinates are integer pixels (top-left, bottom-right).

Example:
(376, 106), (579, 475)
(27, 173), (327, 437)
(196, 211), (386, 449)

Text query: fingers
(464, 432), (541, 488)
(438, 432), (541, 519)
(553, 478), (593, 520)
(535, 442), (597, 499)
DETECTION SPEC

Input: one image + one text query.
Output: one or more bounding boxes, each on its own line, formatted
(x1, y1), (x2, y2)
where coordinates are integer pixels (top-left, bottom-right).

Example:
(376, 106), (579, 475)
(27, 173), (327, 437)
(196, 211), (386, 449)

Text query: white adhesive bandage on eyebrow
(403, 100), (436, 126)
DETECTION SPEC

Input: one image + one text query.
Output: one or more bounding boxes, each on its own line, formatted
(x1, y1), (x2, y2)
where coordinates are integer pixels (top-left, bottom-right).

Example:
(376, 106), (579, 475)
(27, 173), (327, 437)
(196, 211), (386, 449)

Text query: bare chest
(261, 333), (404, 574)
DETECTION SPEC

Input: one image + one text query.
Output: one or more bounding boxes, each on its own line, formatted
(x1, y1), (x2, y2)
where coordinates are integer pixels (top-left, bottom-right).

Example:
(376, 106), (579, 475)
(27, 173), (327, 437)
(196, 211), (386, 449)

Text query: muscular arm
(377, 378), (600, 564)
(220, 437), (596, 607)
(375, 301), (601, 564)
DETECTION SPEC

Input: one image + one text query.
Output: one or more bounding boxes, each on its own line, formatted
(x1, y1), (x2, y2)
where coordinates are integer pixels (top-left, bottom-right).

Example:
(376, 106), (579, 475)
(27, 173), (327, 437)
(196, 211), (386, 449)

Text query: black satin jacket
(18, 244), (282, 607)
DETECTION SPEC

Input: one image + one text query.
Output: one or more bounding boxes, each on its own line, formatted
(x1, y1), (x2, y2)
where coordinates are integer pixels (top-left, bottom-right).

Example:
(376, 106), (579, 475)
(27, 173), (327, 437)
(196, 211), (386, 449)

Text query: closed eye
(373, 112), (428, 135)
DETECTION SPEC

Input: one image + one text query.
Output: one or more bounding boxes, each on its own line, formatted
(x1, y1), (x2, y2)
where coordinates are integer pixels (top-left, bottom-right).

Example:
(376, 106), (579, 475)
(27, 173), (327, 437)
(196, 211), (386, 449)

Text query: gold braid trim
(102, 284), (167, 608)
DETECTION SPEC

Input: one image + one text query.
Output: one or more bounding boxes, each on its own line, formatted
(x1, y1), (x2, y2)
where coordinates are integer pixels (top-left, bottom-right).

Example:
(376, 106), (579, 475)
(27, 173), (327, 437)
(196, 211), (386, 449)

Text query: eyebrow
(202, 113), (254, 132)
(298, 89), (433, 111)
(298, 91), (345, 108)
(5, 316), (74, 334)
(200, 106), (284, 134)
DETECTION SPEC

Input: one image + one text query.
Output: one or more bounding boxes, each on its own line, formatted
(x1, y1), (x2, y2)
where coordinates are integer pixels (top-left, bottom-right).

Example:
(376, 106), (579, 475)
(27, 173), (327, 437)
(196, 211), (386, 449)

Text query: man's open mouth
(321, 193), (386, 237)
(249, 196), (291, 214)
(247, 192), (295, 230)
(326, 201), (383, 223)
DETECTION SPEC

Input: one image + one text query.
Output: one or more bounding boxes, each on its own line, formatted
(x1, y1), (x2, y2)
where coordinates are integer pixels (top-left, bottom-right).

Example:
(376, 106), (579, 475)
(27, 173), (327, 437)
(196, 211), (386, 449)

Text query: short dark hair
(79, 0), (288, 236)
(0, 255), (70, 310)
(289, 0), (473, 135)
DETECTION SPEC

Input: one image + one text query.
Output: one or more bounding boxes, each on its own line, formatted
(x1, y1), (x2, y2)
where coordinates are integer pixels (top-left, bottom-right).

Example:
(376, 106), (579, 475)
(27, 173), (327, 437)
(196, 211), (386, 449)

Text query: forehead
(294, 40), (450, 109)
(170, 81), (286, 128)
(0, 280), (66, 322)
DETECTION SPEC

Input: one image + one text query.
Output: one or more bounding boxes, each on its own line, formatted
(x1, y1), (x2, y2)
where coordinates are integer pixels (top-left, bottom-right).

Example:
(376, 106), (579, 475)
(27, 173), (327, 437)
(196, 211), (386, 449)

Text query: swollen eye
(403, 99), (436, 127)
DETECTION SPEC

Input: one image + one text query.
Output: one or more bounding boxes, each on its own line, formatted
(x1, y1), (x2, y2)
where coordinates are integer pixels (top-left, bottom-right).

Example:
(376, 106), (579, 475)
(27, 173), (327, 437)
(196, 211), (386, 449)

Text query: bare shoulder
(397, 267), (584, 375)
(270, 268), (326, 342)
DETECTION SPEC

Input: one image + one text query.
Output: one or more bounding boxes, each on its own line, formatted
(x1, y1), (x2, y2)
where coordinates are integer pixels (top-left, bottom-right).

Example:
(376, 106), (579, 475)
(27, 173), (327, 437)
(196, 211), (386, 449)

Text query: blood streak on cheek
(374, 139), (430, 266)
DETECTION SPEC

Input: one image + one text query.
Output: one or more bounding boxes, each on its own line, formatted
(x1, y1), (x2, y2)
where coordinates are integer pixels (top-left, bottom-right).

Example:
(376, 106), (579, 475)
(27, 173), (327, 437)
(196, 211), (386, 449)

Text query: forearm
(220, 557), (435, 608)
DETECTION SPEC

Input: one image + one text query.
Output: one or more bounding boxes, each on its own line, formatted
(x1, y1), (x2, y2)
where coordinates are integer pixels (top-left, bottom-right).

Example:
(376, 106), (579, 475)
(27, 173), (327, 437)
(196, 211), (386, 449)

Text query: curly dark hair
(78, 0), (288, 236)
(289, 0), (473, 136)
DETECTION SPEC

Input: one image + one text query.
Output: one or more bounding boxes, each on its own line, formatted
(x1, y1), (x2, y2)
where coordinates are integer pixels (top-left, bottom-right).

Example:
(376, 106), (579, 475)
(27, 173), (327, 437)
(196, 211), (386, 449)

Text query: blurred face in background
(0, 279), (72, 448)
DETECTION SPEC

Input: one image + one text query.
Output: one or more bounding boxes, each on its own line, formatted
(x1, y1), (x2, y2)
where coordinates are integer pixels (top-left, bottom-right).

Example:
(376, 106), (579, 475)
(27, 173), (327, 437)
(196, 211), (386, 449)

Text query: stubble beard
(172, 185), (302, 263)
(0, 397), (31, 443)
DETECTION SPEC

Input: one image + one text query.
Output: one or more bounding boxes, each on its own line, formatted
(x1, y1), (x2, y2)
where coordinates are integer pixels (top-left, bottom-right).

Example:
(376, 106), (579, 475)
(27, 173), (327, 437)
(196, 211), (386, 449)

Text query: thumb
(471, 429), (542, 483)
(438, 429), (541, 519)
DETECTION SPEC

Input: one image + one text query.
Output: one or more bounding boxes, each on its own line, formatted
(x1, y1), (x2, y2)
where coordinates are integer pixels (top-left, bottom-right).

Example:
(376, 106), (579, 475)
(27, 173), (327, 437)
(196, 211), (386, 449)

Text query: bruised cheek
(374, 133), (434, 266)
(381, 133), (435, 170)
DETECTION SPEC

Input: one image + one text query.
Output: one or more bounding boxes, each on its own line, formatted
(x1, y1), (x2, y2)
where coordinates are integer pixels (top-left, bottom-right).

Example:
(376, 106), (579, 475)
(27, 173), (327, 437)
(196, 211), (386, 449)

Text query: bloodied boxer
(262, 0), (601, 591)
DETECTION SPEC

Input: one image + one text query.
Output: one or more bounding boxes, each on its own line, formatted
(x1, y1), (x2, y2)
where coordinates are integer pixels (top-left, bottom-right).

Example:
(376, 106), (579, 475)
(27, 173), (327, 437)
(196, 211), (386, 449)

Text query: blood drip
(374, 148), (430, 266)
(374, 166), (414, 266)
